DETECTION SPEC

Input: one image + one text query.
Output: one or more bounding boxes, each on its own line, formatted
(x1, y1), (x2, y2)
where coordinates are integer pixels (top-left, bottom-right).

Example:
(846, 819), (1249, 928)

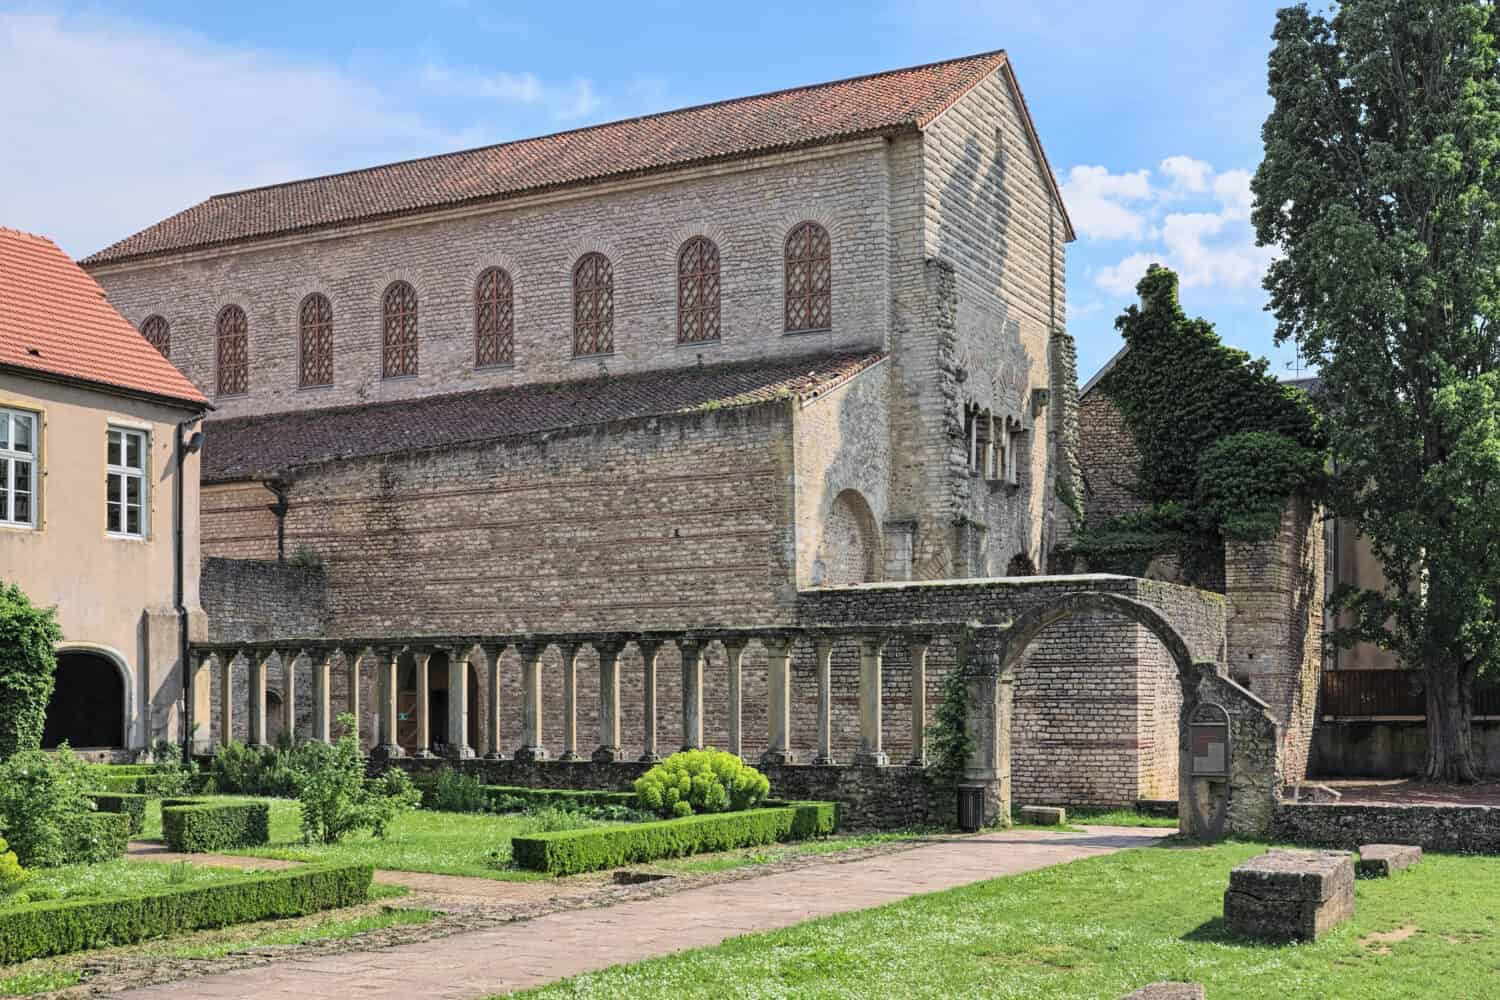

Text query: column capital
(859, 634), (890, 654)
(762, 634), (794, 657)
(593, 637), (630, 660)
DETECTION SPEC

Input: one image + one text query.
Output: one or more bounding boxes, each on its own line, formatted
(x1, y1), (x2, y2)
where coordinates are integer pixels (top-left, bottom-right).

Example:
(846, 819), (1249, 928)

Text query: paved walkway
(117, 825), (1164, 1000)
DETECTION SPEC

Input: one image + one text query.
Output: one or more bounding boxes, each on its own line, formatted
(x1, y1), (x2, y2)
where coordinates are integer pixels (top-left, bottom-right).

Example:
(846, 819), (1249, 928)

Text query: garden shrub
(88, 793), (147, 835)
(0, 748), (102, 868)
(145, 739), (200, 797)
(97, 772), (216, 797)
(633, 750), (769, 819)
(0, 863), (371, 964)
(512, 801), (837, 875)
(211, 740), (302, 797)
(162, 799), (270, 852)
(296, 715), (419, 844)
(0, 835), (27, 900)
(421, 767), (489, 813)
(0, 584), (62, 760)
(483, 786), (638, 812)
(61, 813), (129, 865)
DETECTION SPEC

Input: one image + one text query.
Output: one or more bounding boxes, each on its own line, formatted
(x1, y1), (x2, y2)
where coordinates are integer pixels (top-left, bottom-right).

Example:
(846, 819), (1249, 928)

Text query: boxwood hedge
(483, 786), (639, 811)
(89, 793), (148, 835)
(512, 801), (837, 875)
(99, 773), (216, 797)
(162, 799), (270, 852)
(63, 812), (131, 865)
(0, 863), (371, 963)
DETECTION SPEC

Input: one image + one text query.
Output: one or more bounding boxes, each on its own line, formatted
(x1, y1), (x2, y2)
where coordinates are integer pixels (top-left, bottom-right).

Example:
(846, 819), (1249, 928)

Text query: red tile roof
(0, 227), (208, 408)
(203, 350), (884, 482)
(84, 50), (1070, 266)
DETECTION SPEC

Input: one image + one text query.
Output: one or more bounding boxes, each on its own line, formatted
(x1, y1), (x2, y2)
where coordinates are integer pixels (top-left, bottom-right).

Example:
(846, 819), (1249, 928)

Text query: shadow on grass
(1182, 916), (1288, 949)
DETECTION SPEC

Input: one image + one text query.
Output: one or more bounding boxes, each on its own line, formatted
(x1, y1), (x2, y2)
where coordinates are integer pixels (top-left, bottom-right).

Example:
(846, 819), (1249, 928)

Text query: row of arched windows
(139, 223), (833, 398)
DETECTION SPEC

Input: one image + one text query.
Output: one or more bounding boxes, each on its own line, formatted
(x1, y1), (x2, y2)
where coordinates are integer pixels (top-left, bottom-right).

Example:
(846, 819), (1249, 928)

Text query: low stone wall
(1273, 801), (1500, 853)
(1311, 720), (1500, 778)
(377, 757), (941, 830)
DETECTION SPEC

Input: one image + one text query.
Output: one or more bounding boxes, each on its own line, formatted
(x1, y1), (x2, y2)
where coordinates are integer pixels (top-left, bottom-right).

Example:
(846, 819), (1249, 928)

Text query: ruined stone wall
(1077, 388), (1142, 525)
(93, 143), (892, 422)
(1273, 801), (1500, 853)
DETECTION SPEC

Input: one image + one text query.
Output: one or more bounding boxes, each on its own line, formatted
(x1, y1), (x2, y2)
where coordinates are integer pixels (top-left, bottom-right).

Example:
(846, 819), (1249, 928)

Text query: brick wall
(1077, 389), (1141, 525)
(202, 557), (329, 642)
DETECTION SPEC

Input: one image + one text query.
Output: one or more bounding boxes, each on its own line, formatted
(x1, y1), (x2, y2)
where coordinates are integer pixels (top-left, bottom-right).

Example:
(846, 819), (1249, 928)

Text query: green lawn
(6, 858), (263, 906)
(513, 840), (1500, 999)
(651, 831), (928, 874)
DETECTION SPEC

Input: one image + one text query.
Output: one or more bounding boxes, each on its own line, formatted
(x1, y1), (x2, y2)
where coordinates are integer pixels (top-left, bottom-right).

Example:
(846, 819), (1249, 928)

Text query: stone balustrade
(188, 623), (975, 767)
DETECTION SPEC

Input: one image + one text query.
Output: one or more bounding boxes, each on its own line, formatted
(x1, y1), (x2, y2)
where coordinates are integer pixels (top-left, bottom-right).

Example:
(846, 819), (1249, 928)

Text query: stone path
(116, 826), (1164, 1000)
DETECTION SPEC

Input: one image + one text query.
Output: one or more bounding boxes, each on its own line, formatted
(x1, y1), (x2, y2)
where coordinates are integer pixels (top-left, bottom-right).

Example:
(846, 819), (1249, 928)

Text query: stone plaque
(1189, 703), (1230, 778)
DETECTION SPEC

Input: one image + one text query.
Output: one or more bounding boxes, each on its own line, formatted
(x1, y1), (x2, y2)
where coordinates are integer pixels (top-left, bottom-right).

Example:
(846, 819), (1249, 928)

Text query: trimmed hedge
(512, 801), (838, 875)
(89, 793), (148, 835)
(99, 773), (216, 797)
(0, 863), (371, 964)
(162, 799), (270, 852)
(63, 812), (130, 865)
(483, 786), (639, 811)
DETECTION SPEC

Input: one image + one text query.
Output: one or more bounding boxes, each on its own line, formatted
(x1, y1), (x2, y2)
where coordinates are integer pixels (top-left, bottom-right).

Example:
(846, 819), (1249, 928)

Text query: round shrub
(633, 750), (769, 819)
(0, 834), (28, 899)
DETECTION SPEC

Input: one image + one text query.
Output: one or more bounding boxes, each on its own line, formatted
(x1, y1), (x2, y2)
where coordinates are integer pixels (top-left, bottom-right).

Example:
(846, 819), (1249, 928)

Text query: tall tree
(1254, 0), (1500, 781)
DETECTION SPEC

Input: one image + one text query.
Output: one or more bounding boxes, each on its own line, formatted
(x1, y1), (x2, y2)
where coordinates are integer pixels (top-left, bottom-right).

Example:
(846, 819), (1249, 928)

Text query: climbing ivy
(925, 664), (974, 786)
(0, 584), (61, 760)
(1066, 266), (1325, 583)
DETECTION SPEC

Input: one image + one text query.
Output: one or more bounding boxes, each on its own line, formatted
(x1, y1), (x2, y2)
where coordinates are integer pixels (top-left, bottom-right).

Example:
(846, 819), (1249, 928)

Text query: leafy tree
(296, 714), (418, 844)
(0, 583), (62, 759)
(1253, 0), (1500, 780)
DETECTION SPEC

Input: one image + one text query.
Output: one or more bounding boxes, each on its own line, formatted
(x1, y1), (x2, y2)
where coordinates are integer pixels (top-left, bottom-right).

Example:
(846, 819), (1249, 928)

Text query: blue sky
(0, 1), (1307, 380)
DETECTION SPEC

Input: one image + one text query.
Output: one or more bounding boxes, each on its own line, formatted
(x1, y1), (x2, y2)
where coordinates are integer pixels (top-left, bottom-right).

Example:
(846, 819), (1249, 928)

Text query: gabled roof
(0, 227), (208, 408)
(203, 350), (884, 483)
(84, 50), (1071, 266)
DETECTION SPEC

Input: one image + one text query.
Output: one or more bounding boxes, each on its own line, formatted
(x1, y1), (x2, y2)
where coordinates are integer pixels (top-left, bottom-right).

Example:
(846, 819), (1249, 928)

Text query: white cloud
(1059, 165), (1153, 240)
(1160, 155), (1212, 193)
(417, 64), (603, 121)
(1160, 211), (1273, 290)
(1096, 253), (1161, 296)
(1212, 168), (1254, 220)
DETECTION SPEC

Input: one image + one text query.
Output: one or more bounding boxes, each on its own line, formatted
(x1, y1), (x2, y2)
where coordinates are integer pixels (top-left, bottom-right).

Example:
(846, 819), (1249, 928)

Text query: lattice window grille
(299, 294), (334, 387)
(572, 253), (614, 357)
(677, 238), (721, 344)
(784, 221), (831, 333)
(475, 267), (514, 367)
(382, 281), (419, 378)
(216, 305), (249, 396)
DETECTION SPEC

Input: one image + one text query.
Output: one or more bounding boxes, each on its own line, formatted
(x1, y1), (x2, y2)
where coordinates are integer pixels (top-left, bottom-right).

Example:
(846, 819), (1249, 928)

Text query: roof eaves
(0, 361), (213, 412)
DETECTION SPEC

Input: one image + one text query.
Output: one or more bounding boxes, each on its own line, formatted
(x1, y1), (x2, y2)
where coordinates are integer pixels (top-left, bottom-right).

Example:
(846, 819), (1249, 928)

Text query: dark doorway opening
(42, 651), (125, 749)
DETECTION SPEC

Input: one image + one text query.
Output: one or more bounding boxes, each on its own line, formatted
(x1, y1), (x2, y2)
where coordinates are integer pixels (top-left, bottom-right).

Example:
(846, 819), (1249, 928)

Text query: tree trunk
(1424, 664), (1479, 783)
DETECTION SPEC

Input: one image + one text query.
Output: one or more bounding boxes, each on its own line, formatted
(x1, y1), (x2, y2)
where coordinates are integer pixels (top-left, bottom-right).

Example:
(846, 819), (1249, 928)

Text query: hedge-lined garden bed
(90, 793), (147, 835)
(64, 812), (131, 865)
(97, 772), (216, 797)
(162, 799), (271, 852)
(512, 801), (838, 875)
(0, 863), (372, 963)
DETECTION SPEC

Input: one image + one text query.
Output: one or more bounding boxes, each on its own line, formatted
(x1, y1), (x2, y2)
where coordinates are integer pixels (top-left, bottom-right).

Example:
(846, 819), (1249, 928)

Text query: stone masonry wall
(1273, 801), (1500, 854)
(1077, 389), (1141, 526)
(202, 557), (329, 643)
(93, 142), (892, 422)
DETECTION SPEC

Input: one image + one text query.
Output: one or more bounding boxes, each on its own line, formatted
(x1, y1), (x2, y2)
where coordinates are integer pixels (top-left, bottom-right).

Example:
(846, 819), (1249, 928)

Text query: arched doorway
(43, 649), (127, 749)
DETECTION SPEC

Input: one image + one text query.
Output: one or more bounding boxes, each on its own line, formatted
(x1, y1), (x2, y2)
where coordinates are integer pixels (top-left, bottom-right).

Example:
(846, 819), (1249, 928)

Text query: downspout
(175, 415), (205, 754)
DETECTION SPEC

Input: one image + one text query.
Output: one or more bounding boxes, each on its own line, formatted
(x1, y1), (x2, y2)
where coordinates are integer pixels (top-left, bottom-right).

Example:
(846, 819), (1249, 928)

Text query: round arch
(998, 592), (1197, 679)
(819, 488), (881, 586)
(44, 643), (133, 750)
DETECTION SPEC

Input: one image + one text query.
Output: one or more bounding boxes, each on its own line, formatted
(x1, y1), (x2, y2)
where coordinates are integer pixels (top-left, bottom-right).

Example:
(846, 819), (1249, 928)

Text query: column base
(759, 749), (797, 766)
(371, 744), (405, 762)
(559, 750), (581, 762)
(414, 749), (437, 759)
(908, 754), (927, 767)
(513, 745), (548, 762)
(853, 750), (890, 767)
(638, 751), (662, 764)
(813, 753), (837, 766)
(592, 746), (624, 763)
(446, 746), (476, 760)
(483, 751), (505, 761)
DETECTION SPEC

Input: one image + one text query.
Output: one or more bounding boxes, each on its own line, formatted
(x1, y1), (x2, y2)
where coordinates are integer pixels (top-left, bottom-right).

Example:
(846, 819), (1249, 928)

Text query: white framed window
(106, 427), (148, 537)
(0, 408), (37, 528)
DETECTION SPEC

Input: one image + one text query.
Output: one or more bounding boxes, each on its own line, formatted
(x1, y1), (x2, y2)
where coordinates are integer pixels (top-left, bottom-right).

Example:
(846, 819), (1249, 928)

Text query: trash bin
(957, 784), (984, 832)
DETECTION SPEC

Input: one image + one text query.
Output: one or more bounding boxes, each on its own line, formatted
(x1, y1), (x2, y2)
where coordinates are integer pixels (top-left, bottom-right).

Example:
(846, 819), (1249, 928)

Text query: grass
(166, 905), (438, 959)
(1065, 807), (1179, 829)
(512, 840), (1500, 999)
(0, 970), (83, 997)
(652, 831), (926, 874)
(3, 858), (262, 906)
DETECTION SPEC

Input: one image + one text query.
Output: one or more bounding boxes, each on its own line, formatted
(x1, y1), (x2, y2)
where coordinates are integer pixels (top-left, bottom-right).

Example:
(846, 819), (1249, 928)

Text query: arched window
(140, 315), (170, 358)
(572, 253), (613, 357)
(677, 237), (721, 344)
(475, 267), (514, 367)
(299, 293), (333, 388)
(382, 281), (418, 378)
(784, 221), (831, 333)
(216, 305), (249, 396)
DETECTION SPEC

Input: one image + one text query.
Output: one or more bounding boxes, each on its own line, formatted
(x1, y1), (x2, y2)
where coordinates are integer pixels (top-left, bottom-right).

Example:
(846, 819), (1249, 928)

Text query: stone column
(249, 650), (271, 749)
(220, 650), (237, 747)
(761, 636), (795, 765)
(347, 649), (363, 747)
(909, 637), (931, 766)
(281, 650), (299, 744)
(413, 649), (434, 758)
(373, 647), (404, 761)
(813, 636), (835, 765)
(724, 639), (747, 758)
(855, 636), (889, 766)
(447, 645), (474, 759)
(484, 645), (505, 759)
(188, 651), (213, 753)
(514, 642), (548, 761)
(312, 650), (333, 744)
(639, 640), (661, 763)
(961, 627), (1011, 826)
(679, 636), (704, 752)
(593, 640), (624, 763)
(560, 643), (580, 761)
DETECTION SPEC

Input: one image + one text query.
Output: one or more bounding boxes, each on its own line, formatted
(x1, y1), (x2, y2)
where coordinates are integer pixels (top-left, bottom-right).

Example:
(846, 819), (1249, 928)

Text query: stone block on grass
(1020, 805), (1066, 826)
(1224, 849), (1354, 942)
(1358, 844), (1421, 878)
(1122, 984), (1205, 1000)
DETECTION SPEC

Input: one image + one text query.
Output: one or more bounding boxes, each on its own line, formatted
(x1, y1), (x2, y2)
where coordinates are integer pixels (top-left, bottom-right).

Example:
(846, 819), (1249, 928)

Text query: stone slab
(1223, 885), (1353, 942)
(1122, 984), (1205, 1000)
(1227, 849), (1353, 902)
(1358, 843), (1422, 878)
(1021, 805), (1066, 826)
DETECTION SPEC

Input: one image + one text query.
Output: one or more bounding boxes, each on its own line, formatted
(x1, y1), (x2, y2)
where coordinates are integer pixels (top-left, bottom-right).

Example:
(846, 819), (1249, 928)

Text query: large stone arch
(44, 643), (133, 750)
(962, 591), (1280, 840)
(817, 488), (880, 586)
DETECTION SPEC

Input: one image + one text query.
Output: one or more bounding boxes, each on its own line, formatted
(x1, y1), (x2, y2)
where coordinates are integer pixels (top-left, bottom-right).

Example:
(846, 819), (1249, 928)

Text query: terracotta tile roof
(0, 227), (208, 407)
(203, 350), (884, 483)
(85, 50), (1068, 266)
